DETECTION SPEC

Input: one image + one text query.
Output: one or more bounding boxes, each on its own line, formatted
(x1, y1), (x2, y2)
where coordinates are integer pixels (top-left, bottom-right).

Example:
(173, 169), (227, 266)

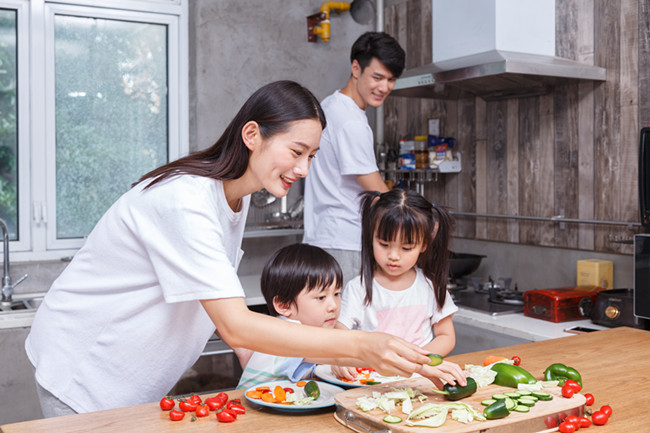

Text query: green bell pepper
(543, 363), (582, 386)
(490, 362), (537, 388)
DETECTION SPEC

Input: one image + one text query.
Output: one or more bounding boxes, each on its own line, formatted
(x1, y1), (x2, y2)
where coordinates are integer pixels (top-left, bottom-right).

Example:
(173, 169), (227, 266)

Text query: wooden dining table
(1, 326), (648, 433)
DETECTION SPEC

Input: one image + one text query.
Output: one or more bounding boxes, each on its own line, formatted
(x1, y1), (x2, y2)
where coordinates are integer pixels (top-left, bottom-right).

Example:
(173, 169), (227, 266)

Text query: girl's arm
(201, 297), (431, 377)
(421, 315), (456, 357)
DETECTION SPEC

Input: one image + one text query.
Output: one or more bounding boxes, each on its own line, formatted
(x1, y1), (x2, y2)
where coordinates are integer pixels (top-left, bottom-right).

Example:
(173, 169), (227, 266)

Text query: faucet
(1, 218), (28, 310)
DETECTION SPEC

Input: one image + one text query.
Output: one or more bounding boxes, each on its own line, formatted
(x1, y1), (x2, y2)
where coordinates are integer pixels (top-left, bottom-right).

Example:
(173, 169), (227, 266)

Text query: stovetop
(450, 277), (524, 316)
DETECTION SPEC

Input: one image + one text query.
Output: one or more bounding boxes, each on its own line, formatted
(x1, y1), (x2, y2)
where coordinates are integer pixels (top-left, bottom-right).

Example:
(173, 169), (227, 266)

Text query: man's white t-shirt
(338, 268), (458, 346)
(303, 90), (379, 251)
(25, 175), (249, 413)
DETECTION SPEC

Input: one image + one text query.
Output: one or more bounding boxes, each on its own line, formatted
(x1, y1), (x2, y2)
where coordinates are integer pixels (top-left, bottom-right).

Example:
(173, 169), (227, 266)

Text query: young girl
(334, 188), (461, 387)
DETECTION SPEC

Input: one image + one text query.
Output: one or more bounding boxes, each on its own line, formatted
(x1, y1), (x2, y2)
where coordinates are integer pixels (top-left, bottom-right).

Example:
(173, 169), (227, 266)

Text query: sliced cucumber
(515, 390), (532, 396)
(532, 391), (553, 401)
(504, 397), (517, 410)
(481, 399), (497, 406)
(514, 405), (530, 413)
(492, 393), (508, 400)
(517, 398), (536, 407)
(383, 415), (402, 424)
(504, 392), (521, 399)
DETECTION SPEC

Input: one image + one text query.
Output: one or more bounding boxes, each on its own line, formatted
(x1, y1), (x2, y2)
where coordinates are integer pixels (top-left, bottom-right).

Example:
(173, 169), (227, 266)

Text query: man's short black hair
(350, 31), (405, 78)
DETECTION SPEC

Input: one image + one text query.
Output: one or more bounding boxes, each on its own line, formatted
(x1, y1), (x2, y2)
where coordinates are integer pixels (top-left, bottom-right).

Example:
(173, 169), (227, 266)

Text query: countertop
(2, 326), (646, 433)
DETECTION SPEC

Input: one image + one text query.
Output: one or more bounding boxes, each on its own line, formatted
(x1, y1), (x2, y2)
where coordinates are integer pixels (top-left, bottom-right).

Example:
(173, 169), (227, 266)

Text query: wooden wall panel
(382, 0), (647, 255)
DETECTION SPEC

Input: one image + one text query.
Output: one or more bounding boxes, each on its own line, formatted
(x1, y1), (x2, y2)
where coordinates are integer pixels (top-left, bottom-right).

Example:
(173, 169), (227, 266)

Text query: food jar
(414, 135), (429, 170)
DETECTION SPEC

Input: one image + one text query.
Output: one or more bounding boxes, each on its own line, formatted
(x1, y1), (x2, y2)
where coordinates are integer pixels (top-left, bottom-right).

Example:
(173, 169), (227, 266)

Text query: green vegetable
(490, 362), (537, 388)
(304, 380), (320, 400)
(383, 415), (402, 423)
(531, 391), (553, 401)
(365, 381), (382, 385)
(543, 363), (582, 386)
(484, 398), (510, 420)
(427, 353), (443, 366)
(432, 377), (477, 401)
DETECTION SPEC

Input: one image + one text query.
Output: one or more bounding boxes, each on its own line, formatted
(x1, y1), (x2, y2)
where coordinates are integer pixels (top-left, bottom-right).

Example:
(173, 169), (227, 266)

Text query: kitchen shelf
(243, 227), (303, 238)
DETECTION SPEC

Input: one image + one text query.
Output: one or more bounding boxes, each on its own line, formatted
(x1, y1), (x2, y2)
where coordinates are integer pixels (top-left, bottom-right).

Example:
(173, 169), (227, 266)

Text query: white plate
(314, 364), (414, 388)
(243, 379), (344, 412)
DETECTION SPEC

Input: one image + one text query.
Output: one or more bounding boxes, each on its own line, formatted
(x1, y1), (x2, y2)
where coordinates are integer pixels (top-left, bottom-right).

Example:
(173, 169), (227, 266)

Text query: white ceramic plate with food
(243, 379), (344, 412)
(314, 364), (417, 388)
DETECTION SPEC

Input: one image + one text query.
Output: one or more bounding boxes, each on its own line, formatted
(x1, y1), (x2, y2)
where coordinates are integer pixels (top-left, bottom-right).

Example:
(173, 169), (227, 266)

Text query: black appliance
(640, 127), (650, 227)
(634, 234), (650, 322)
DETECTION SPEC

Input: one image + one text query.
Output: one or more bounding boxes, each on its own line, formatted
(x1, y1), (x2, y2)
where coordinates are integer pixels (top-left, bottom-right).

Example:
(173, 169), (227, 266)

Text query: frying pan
(449, 251), (486, 279)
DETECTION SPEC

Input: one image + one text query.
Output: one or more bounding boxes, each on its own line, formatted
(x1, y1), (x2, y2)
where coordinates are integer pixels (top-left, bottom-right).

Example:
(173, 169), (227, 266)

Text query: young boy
(236, 243), (343, 389)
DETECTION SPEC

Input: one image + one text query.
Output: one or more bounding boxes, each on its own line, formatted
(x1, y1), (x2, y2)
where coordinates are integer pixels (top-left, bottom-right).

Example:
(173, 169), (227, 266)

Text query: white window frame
(9, 0), (188, 261)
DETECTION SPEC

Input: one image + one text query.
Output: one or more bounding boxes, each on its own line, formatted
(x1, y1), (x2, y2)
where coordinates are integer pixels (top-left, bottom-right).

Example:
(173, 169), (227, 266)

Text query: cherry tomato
(204, 397), (224, 411)
(283, 387), (295, 394)
(187, 394), (202, 405)
(215, 392), (229, 404)
(561, 386), (575, 398)
(544, 415), (558, 428)
(599, 404), (612, 417)
(564, 380), (582, 392)
(159, 396), (175, 411)
(591, 410), (608, 426)
(584, 393), (594, 406)
(558, 421), (576, 433)
(194, 404), (210, 417)
(565, 415), (580, 425)
(228, 404), (246, 415)
(169, 409), (185, 421)
(179, 400), (198, 412)
(511, 356), (521, 366)
(216, 409), (237, 423)
(578, 416), (591, 428)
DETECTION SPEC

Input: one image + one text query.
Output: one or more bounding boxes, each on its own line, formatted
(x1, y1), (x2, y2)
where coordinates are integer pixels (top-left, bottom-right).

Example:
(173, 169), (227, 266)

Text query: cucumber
(484, 399), (510, 420)
(504, 397), (517, 410)
(517, 398), (536, 407)
(427, 354), (443, 366)
(481, 399), (497, 406)
(531, 391), (553, 401)
(383, 415), (402, 423)
(492, 393), (508, 400)
(304, 380), (320, 400)
(515, 390), (532, 396)
(504, 392), (521, 399)
(514, 405), (530, 413)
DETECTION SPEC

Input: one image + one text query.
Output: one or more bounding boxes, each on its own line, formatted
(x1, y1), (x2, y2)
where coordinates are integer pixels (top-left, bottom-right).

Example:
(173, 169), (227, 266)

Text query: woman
(26, 81), (453, 417)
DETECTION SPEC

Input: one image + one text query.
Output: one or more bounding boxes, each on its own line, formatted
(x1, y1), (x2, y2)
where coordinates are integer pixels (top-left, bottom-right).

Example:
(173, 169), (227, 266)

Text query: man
(303, 31), (405, 285)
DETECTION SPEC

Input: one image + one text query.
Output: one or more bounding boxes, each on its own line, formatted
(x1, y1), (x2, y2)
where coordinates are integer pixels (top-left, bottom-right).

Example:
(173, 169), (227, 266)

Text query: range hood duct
(391, 0), (606, 101)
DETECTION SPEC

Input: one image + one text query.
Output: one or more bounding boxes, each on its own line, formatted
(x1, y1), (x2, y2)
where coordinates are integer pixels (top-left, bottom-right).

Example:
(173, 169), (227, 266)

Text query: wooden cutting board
(334, 376), (586, 433)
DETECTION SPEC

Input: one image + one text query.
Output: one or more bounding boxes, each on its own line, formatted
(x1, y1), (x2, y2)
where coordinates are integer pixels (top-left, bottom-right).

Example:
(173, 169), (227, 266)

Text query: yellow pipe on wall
(313, 1), (351, 42)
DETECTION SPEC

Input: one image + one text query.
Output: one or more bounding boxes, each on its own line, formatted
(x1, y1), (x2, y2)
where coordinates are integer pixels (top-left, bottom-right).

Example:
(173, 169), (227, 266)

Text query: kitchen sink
(0, 292), (45, 314)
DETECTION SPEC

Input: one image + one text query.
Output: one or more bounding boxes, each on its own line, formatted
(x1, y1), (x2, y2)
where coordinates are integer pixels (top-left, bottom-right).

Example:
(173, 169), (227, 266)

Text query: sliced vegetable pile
(245, 380), (320, 406)
(159, 392), (246, 423)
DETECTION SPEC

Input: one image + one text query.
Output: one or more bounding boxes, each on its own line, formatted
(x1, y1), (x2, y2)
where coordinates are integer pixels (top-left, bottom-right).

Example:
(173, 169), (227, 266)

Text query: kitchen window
(1, 0), (188, 260)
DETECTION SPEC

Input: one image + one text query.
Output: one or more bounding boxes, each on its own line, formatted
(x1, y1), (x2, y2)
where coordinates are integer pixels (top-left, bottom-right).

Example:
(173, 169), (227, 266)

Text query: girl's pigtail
(420, 203), (453, 310)
(359, 190), (382, 305)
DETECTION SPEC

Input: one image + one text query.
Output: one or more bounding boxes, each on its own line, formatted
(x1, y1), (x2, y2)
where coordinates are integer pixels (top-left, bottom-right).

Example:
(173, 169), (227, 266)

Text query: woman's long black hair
(359, 188), (454, 309)
(135, 80), (326, 188)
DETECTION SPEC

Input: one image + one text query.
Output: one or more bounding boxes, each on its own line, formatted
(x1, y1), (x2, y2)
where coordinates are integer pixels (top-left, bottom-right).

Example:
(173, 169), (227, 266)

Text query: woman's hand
(356, 331), (431, 377)
(331, 365), (357, 381)
(419, 361), (467, 390)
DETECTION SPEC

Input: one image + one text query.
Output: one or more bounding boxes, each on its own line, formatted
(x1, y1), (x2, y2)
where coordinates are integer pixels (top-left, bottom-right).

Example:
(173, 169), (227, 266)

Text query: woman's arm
(201, 297), (431, 377)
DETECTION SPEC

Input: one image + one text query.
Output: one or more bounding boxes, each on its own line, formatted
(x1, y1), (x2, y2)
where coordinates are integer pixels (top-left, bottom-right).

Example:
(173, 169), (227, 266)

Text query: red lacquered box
(524, 287), (603, 322)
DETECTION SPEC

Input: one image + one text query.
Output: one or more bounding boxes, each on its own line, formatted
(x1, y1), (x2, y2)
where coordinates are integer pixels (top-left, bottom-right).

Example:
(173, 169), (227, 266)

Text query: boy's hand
(419, 361), (467, 390)
(331, 365), (357, 381)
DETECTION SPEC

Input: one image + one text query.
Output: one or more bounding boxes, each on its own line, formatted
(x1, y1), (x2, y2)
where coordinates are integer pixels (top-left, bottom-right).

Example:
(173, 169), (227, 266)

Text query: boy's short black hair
(350, 31), (405, 78)
(261, 243), (343, 316)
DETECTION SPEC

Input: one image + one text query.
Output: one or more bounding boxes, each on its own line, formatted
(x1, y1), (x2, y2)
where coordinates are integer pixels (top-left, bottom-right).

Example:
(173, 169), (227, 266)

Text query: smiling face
(274, 281), (341, 328)
(245, 118), (322, 198)
(372, 229), (426, 282)
(350, 57), (397, 110)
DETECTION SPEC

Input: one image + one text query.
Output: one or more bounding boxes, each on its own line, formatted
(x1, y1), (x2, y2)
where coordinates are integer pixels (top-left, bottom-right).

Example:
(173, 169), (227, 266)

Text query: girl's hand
(331, 365), (357, 381)
(419, 361), (467, 390)
(356, 331), (431, 377)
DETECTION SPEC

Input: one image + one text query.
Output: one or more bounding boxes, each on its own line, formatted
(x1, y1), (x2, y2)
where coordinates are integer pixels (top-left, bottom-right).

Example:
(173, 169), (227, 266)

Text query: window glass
(0, 9), (17, 239)
(54, 15), (168, 239)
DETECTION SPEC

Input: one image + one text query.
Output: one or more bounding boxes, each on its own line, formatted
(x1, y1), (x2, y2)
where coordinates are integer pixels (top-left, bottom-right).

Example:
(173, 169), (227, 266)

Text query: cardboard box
(577, 259), (613, 289)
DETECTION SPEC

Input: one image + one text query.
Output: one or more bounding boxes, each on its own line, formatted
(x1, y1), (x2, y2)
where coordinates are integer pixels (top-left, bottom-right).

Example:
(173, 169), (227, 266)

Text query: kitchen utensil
(251, 189), (276, 208)
(449, 252), (486, 279)
(349, 0), (375, 24)
(334, 375), (586, 433)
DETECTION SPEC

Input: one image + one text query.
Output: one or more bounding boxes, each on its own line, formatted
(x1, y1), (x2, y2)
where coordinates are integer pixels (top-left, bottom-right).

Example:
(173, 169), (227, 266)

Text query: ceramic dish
(243, 379), (344, 412)
(314, 364), (414, 388)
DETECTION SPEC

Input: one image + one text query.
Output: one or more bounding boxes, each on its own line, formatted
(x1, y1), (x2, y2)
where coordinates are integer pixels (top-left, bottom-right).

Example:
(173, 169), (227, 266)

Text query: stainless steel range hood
(391, 50), (606, 101)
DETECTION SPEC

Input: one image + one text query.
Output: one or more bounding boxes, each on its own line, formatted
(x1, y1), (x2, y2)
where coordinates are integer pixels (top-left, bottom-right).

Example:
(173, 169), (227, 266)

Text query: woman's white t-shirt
(338, 268), (458, 346)
(25, 175), (249, 413)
